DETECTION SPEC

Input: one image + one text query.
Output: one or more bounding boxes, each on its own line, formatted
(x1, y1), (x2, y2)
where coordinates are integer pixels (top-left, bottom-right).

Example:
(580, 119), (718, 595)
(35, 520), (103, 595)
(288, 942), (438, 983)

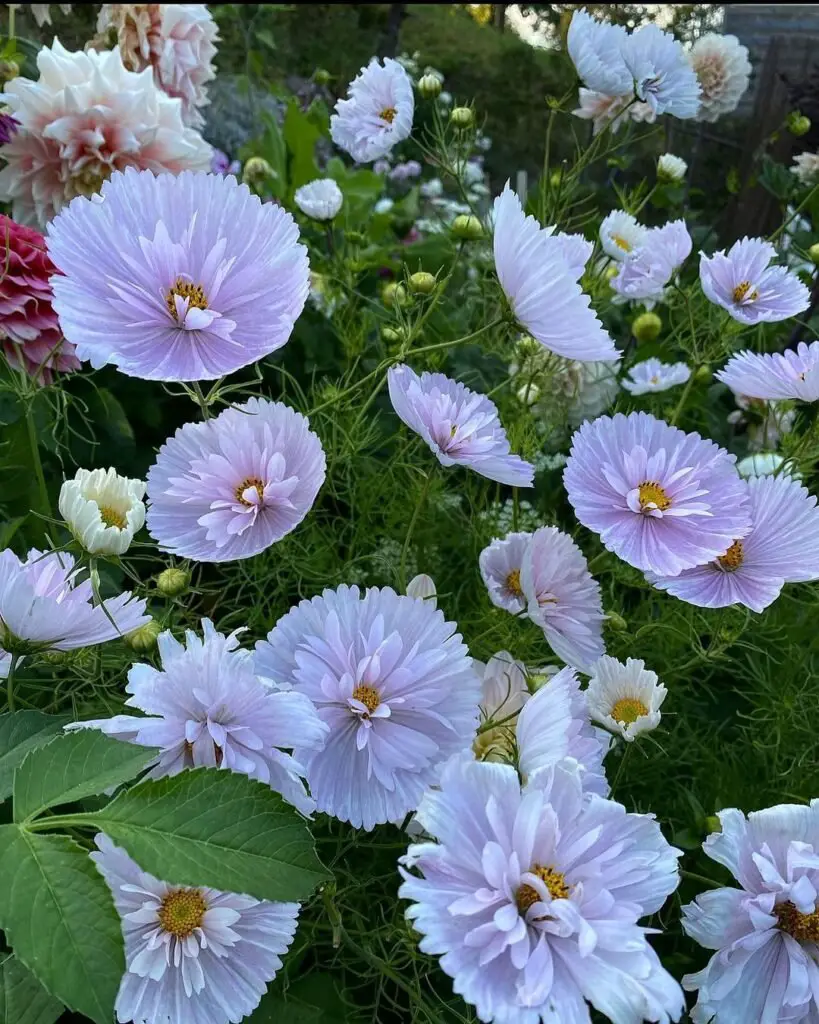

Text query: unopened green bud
(0, 60), (19, 83)
(695, 364), (711, 383)
(409, 271), (436, 295)
(516, 335), (540, 358)
(381, 326), (403, 344)
(604, 264), (618, 282)
(242, 156), (274, 187)
(605, 610), (627, 631)
(156, 567), (190, 597)
(346, 229), (365, 244)
(809, 243), (819, 265)
(417, 72), (442, 99)
(313, 68), (331, 86)
(382, 282), (408, 308)
(788, 111), (811, 137)
(549, 170), (563, 188)
(452, 214), (483, 241)
(450, 106), (474, 129)
(632, 311), (662, 343)
(125, 619), (162, 653)
(704, 815), (722, 834)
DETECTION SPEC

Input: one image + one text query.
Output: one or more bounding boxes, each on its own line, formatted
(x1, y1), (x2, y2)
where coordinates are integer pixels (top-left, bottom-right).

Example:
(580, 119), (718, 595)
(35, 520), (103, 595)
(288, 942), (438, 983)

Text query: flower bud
(381, 326), (403, 344)
(242, 156), (275, 188)
(605, 610), (628, 631)
(527, 666), (560, 693)
(156, 567), (190, 597)
(417, 73), (442, 99)
(0, 60), (19, 83)
(125, 619), (162, 652)
(313, 68), (331, 86)
(409, 271), (436, 295)
(406, 573), (436, 602)
(382, 282), (408, 308)
(704, 815), (722, 834)
(787, 111), (811, 137)
(346, 229), (365, 244)
(604, 264), (618, 282)
(657, 153), (687, 183)
(516, 383), (540, 406)
(451, 214), (483, 241)
(809, 243), (819, 265)
(450, 106), (474, 129)
(515, 335), (540, 358)
(632, 311), (662, 343)
(695, 364), (712, 383)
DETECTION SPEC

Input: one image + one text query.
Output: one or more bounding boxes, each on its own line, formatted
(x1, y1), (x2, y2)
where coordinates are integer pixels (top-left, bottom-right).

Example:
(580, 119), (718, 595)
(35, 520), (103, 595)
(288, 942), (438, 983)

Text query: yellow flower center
(505, 569), (522, 597)
(777, 901), (819, 943)
(352, 685), (380, 714)
(732, 280), (759, 304)
(610, 697), (649, 725)
(516, 865), (570, 915)
(166, 279), (209, 320)
(379, 106), (397, 124)
(98, 505), (127, 530)
(234, 477), (265, 506)
(158, 889), (207, 938)
(638, 481), (671, 512)
(716, 540), (744, 572)
(611, 234), (632, 252)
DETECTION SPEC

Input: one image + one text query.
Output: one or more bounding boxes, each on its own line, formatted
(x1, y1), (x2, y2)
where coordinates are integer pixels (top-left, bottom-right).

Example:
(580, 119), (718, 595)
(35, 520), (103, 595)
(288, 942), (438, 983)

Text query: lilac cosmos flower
(717, 341), (819, 402)
(623, 358), (691, 395)
(400, 757), (683, 1024)
(647, 474), (819, 613)
(519, 526), (605, 671)
(611, 220), (692, 304)
(330, 57), (414, 163)
(254, 585), (481, 831)
(622, 23), (701, 119)
(46, 168), (309, 382)
(0, 548), (148, 654)
(566, 8), (632, 98)
(700, 237), (810, 325)
(478, 531), (532, 614)
(387, 365), (534, 487)
(68, 620), (328, 815)
(147, 397), (325, 563)
(493, 184), (618, 362)
(564, 411), (751, 577)
(682, 802), (819, 1023)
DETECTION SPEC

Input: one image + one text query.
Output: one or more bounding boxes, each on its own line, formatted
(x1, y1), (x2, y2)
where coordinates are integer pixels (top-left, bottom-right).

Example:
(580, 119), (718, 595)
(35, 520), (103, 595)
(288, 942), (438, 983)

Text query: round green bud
(313, 68), (331, 86)
(346, 229), (365, 244)
(549, 170), (563, 188)
(0, 60), (19, 83)
(604, 264), (618, 282)
(381, 326), (403, 344)
(695, 364), (712, 383)
(809, 243), (819, 266)
(528, 670), (558, 693)
(449, 106), (474, 129)
(242, 156), (274, 187)
(382, 282), (408, 308)
(632, 311), (662, 344)
(125, 619), (162, 653)
(703, 815), (722, 835)
(156, 567), (190, 597)
(788, 111), (811, 137)
(417, 73), (442, 99)
(451, 214), (483, 241)
(604, 610), (627, 631)
(515, 335), (540, 358)
(409, 271), (437, 295)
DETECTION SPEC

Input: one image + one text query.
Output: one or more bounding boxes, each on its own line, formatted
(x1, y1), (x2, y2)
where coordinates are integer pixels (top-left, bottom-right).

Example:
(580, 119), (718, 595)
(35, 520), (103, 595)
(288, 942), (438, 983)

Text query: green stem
(25, 402), (49, 517)
(191, 381), (211, 420)
(609, 743), (632, 797)
(399, 469), (433, 591)
(7, 4), (14, 42)
(6, 653), (18, 712)
(27, 811), (97, 832)
(681, 869), (722, 890)
(669, 372), (696, 426)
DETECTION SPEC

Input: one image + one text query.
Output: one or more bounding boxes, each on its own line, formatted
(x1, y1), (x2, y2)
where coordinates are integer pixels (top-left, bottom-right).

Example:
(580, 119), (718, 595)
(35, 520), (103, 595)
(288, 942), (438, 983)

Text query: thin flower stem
(25, 400), (50, 518)
(191, 381), (211, 420)
(681, 869), (722, 890)
(669, 372), (696, 426)
(6, 654), (18, 712)
(609, 742), (632, 797)
(7, 4), (14, 41)
(399, 468), (433, 591)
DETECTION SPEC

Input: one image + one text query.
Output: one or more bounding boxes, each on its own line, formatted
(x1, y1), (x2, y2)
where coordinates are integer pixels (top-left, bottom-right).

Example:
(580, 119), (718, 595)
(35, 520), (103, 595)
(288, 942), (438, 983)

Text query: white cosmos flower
(689, 33), (751, 123)
(586, 655), (667, 741)
(566, 8), (632, 97)
(330, 57), (414, 163)
(59, 467), (146, 556)
(622, 358), (691, 395)
(294, 178), (343, 221)
(92, 834), (300, 1024)
(737, 452), (799, 480)
(599, 210), (647, 261)
(405, 573), (436, 602)
(622, 23), (701, 119)
(792, 152), (819, 187)
(658, 152), (687, 182)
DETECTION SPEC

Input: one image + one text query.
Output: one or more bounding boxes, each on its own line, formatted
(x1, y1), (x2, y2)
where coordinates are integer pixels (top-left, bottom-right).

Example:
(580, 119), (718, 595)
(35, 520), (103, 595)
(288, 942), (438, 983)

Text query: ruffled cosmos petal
(717, 341), (819, 401)
(254, 585), (481, 831)
(493, 183), (618, 362)
(387, 364), (534, 486)
(622, 23), (701, 119)
(623, 358), (691, 395)
(330, 57), (413, 163)
(567, 8), (632, 97)
(564, 411), (751, 576)
(147, 397), (325, 563)
(479, 532), (532, 614)
(611, 219), (692, 303)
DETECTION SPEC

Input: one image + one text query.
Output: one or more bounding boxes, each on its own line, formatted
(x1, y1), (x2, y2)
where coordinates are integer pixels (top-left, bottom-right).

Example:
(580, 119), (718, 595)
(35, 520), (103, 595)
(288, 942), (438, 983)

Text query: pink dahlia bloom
(478, 531), (532, 615)
(95, 4), (218, 129)
(717, 341), (819, 402)
(254, 585), (481, 831)
(147, 398), (325, 563)
(520, 526), (605, 671)
(0, 214), (79, 383)
(647, 474), (819, 613)
(0, 548), (148, 654)
(564, 411), (752, 577)
(682, 802), (819, 1023)
(400, 757), (683, 1024)
(700, 237), (810, 325)
(46, 169), (309, 381)
(387, 365), (534, 487)
(493, 184), (618, 362)
(0, 40), (211, 228)
(330, 57), (414, 163)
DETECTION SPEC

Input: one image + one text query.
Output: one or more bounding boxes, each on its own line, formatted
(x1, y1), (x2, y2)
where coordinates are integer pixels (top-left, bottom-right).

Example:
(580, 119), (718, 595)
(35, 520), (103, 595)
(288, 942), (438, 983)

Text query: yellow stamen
(379, 106), (397, 124)
(638, 481), (671, 512)
(717, 540), (744, 572)
(352, 685), (380, 714)
(505, 569), (522, 597)
(98, 505), (126, 530)
(234, 477), (265, 506)
(732, 280), (759, 303)
(166, 279), (208, 320)
(612, 234), (632, 252)
(777, 901), (819, 943)
(516, 865), (570, 915)
(158, 889), (207, 938)
(610, 697), (649, 725)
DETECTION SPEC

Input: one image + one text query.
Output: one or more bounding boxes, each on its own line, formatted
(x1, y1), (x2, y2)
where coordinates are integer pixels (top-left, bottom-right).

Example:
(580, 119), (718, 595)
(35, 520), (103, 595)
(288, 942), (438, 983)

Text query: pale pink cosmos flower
(479, 531), (532, 615)
(717, 341), (819, 402)
(330, 58), (414, 163)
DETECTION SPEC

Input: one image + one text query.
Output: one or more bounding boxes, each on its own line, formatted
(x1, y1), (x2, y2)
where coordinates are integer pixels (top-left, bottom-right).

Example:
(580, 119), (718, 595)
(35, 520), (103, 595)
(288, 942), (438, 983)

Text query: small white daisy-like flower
(622, 23), (702, 119)
(599, 209), (647, 261)
(657, 152), (687, 182)
(689, 33), (751, 123)
(622, 357), (691, 395)
(586, 655), (667, 741)
(92, 833), (300, 1024)
(294, 178), (343, 221)
(478, 531), (532, 615)
(330, 57), (414, 163)
(792, 152), (819, 187)
(59, 467), (146, 556)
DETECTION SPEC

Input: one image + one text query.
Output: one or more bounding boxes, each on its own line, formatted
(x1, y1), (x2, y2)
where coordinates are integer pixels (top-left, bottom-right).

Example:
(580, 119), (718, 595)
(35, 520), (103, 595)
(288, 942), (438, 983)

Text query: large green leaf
(15, 731), (157, 823)
(250, 974), (346, 1023)
(283, 98), (321, 191)
(86, 768), (328, 902)
(0, 956), (63, 1024)
(0, 826), (123, 1024)
(0, 713), (69, 803)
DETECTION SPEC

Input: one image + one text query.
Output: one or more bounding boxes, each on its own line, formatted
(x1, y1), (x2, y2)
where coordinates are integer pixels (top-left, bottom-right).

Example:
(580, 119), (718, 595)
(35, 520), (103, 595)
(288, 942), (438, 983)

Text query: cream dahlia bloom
(59, 467), (146, 556)
(792, 152), (819, 187)
(94, 4), (218, 129)
(0, 39), (211, 228)
(689, 33), (751, 123)
(586, 655), (667, 742)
